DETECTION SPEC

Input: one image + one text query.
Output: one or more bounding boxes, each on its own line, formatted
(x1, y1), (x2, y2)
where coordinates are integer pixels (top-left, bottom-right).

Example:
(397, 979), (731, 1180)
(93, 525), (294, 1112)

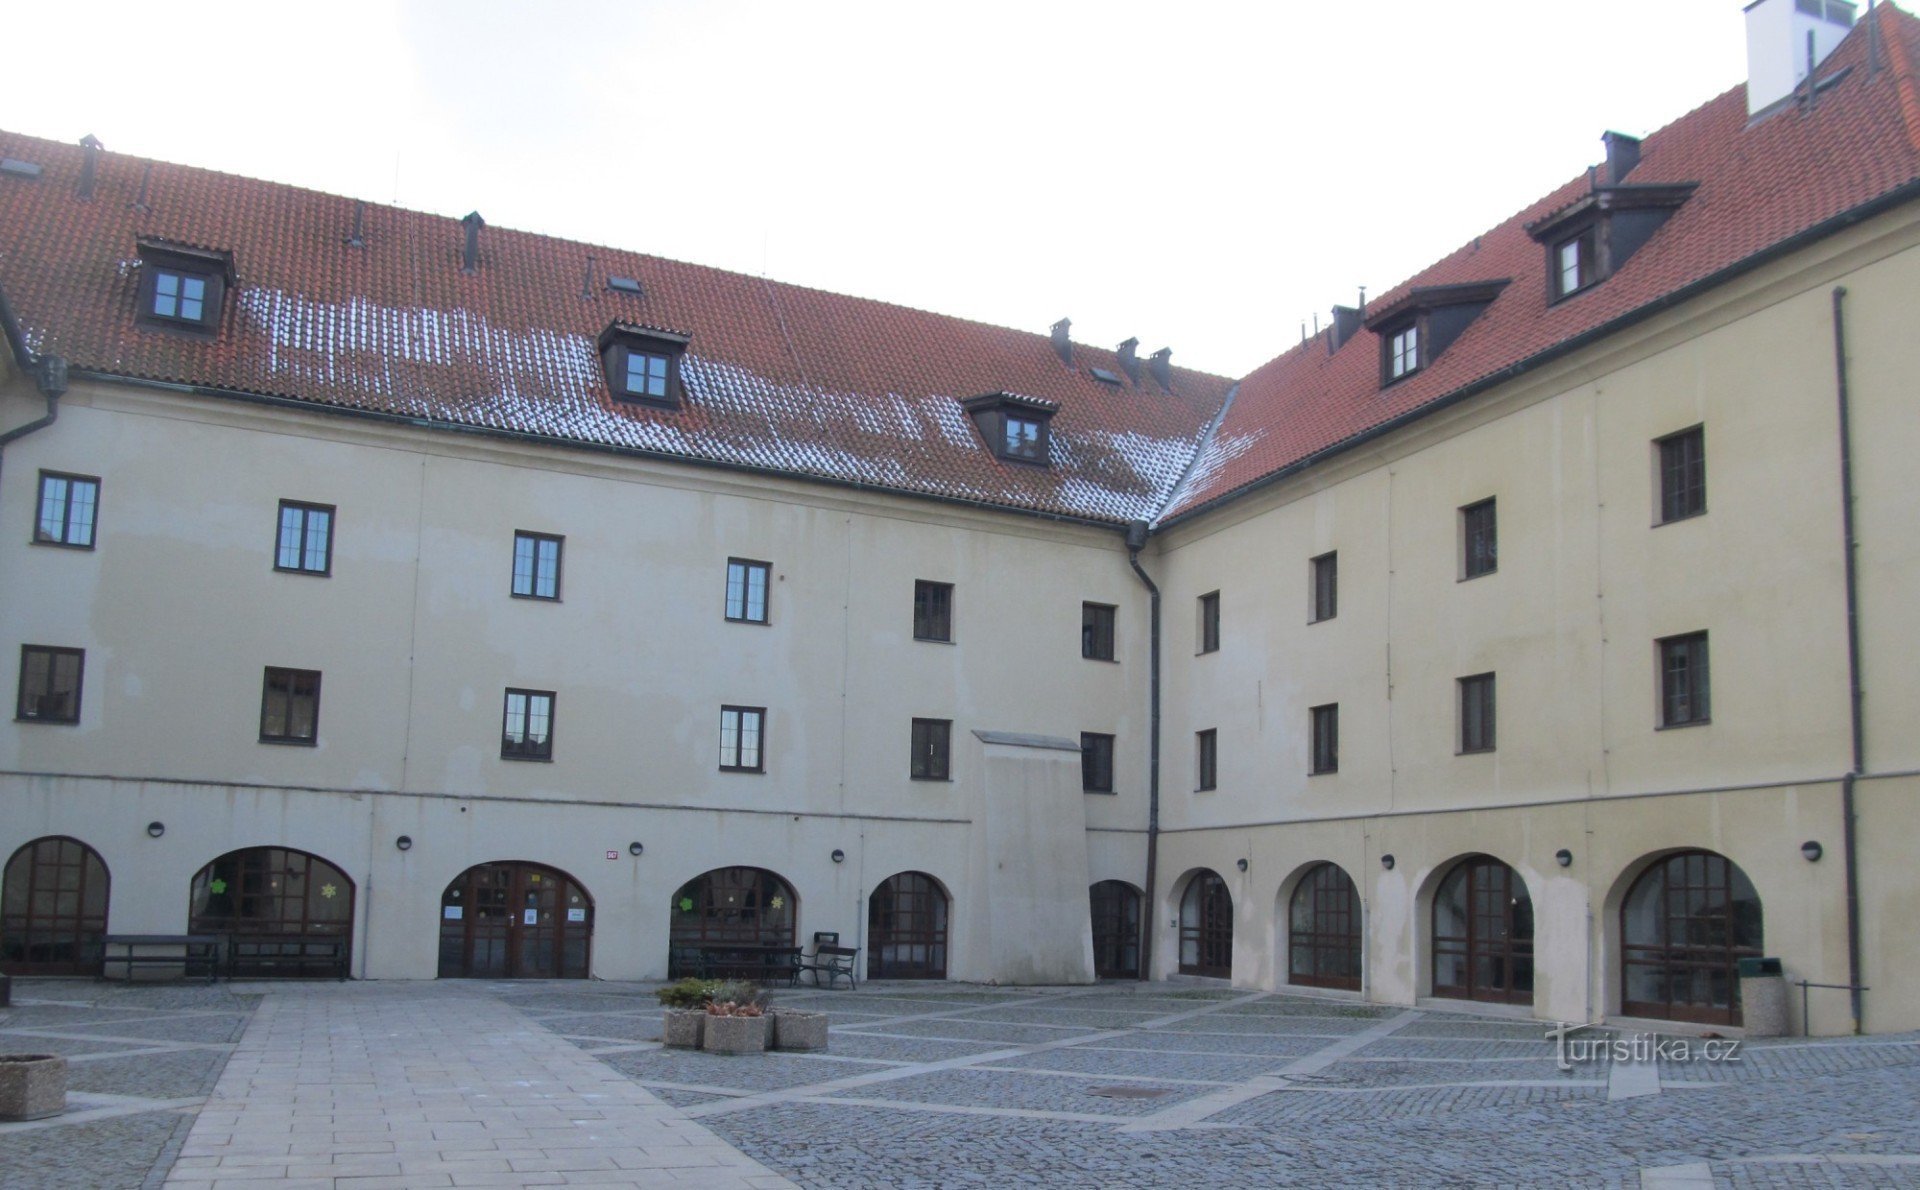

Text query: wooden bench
(696, 944), (802, 987)
(226, 936), (348, 980)
(98, 935), (221, 984)
(797, 945), (859, 989)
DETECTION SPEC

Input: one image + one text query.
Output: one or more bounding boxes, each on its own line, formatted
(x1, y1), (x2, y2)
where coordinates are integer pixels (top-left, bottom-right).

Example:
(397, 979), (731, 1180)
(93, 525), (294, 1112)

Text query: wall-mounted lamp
(395, 835), (413, 852)
(1236, 858), (1249, 873)
(1801, 840), (1824, 862)
(1380, 854), (1395, 871)
(629, 841), (645, 857)
(146, 821), (165, 838)
(1555, 848), (1574, 868)
(831, 849), (846, 864)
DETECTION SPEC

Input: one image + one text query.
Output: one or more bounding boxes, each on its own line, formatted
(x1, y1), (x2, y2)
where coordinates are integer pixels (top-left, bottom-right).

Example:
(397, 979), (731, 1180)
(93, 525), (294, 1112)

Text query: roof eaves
(1160, 174), (1920, 530)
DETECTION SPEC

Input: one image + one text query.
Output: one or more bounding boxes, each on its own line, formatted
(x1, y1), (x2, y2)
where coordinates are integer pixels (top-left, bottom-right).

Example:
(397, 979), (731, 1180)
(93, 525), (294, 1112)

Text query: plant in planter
(701, 998), (768, 1055)
(656, 978), (720, 1048)
(0, 1054), (67, 1121)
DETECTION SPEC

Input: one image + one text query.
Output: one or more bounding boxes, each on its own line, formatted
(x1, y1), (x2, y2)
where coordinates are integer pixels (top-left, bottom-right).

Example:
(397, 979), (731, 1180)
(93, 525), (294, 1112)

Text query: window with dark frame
(1461, 498), (1497, 579)
(913, 580), (953, 642)
(1554, 230), (1595, 299)
(910, 717), (951, 781)
(1387, 324), (1419, 380)
(1004, 415), (1044, 460)
(501, 688), (555, 760)
(274, 501), (333, 575)
(259, 667), (321, 745)
(597, 323), (690, 410)
(726, 559), (771, 623)
(1459, 673), (1496, 754)
(145, 267), (220, 330)
(1311, 552), (1337, 622)
(1198, 591), (1220, 653)
(719, 705), (766, 772)
(1657, 427), (1706, 524)
(1310, 704), (1339, 775)
(34, 472), (98, 548)
(16, 645), (83, 724)
(1081, 732), (1115, 793)
(1658, 632), (1711, 727)
(1082, 602), (1116, 660)
(511, 532), (562, 600)
(1196, 728), (1218, 791)
(623, 349), (672, 402)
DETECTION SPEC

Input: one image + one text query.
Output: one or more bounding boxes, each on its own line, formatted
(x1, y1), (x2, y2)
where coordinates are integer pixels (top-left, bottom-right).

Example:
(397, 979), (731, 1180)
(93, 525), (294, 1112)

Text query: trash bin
(1738, 957), (1787, 1037)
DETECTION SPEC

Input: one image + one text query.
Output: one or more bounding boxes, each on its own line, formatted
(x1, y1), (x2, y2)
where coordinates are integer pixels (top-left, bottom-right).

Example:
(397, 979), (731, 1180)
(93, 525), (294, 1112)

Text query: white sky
(2, 1), (1753, 377)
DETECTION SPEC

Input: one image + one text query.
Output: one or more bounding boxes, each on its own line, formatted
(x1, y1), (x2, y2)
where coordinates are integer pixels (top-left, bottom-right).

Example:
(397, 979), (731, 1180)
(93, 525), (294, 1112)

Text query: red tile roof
(4, 8), (1920, 531)
(0, 137), (1234, 526)
(1160, 5), (1920, 522)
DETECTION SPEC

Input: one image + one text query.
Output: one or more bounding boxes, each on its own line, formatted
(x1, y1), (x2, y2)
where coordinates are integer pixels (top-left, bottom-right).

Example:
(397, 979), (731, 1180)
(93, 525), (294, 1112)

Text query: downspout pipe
(1830, 286), (1865, 1034)
(1124, 519), (1161, 981)
(0, 283), (67, 486)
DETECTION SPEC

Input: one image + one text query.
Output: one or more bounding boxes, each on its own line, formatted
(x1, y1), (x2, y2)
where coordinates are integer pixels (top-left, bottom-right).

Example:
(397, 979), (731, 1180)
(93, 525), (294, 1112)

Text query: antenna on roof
(1586, 165), (1598, 195)
(77, 134), (102, 200)
(1358, 286), (1367, 318)
(581, 254), (594, 300)
(131, 161), (152, 214)
(346, 201), (366, 249)
(1300, 321), (1307, 344)
(1869, 0), (1882, 78)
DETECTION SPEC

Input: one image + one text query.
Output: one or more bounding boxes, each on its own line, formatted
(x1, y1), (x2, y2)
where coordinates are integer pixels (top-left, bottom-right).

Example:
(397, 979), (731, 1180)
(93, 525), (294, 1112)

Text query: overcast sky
(3, 1), (1754, 377)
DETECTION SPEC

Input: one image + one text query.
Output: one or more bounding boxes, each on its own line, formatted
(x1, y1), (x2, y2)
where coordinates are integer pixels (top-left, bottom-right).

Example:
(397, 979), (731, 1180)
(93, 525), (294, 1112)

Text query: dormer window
(961, 392), (1058, 466)
(1387, 324), (1420, 380)
(1527, 183), (1696, 304)
(135, 238), (233, 335)
(1364, 280), (1509, 389)
(598, 322), (690, 410)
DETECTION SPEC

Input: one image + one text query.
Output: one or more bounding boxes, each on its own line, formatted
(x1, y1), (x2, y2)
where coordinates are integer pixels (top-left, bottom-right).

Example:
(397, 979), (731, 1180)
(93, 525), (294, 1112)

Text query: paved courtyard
(3, 979), (1918, 1187)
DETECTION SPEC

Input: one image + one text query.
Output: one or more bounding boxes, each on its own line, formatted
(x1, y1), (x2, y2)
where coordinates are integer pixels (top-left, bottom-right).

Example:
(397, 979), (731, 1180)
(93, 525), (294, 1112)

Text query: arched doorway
(668, 867), (798, 979)
(1090, 880), (1141, 979)
(868, 871), (948, 980)
(3, 837), (109, 976)
(438, 862), (592, 979)
(1288, 862), (1361, 990)
(190, 847), (353, 977)
(1432, 855), (1533, 1004)
(1178, 870), (1232, 978)
(1621, 850), (1762, 1025)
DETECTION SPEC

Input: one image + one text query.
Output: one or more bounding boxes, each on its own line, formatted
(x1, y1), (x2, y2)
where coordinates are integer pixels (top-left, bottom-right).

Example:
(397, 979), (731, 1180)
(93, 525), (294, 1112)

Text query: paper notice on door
(523, 909), (539, 925)
(443, 906), (463, 920)
(567, 908), (586, 922)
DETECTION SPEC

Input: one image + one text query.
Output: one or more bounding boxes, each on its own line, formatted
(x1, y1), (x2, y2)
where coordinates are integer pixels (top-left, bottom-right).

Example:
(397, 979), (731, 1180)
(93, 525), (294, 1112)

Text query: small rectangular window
(1459, 673), (1496, 754)
(914, 580), (953, 642)
(719, 705), (766, 772)
(260, 667), (321, 745)
(1554, 231), (1595, 299)
(502, 688), (555, 760)
(910, 717), (951, 780)
(1196, 728), (1218, 791)
(1461, 498), (1497, 579)
(1198, 591), (1220, 654)
(1658, 632), (1711, 727)
(1004, 415), (1044, 460)
(1082, 602), (1116, 661)
(34, 472), (99, 548)
(1389, 325), (1419, 380)
(511, 532), (563, 600)
(274, 501), (334, 575)
(623, 350), (671, 400)
(16, 645), (83, 724)
(1310, 552), (1338, 623)
(1310, 704), (1339, 775)
(1657, 427), (1706, 524)
(726, 558), (771, 623)
(150, 268), (216, 327)
(1081, 732), (1115, 793)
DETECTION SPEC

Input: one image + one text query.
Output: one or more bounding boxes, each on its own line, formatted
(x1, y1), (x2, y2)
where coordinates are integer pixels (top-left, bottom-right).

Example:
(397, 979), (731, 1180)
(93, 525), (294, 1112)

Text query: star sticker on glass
(208, 878), (228, 895)
(319, 883), (338, 899)
(769, 895), (784, 910)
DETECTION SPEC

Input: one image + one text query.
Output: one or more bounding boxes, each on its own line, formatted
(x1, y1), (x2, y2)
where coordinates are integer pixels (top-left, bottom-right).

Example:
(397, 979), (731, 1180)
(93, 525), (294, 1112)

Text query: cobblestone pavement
(0, 979), (257, 1189)
(499, 983), (1920, 1189)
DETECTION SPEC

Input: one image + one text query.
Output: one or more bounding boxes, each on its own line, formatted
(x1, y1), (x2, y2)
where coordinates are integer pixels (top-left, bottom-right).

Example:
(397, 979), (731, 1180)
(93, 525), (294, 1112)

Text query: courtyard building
(3, 0), (1919, 1037)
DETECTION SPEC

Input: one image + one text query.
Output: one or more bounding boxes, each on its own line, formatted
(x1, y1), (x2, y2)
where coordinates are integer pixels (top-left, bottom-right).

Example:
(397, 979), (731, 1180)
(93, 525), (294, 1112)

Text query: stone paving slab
(162, 984), (791, 1189)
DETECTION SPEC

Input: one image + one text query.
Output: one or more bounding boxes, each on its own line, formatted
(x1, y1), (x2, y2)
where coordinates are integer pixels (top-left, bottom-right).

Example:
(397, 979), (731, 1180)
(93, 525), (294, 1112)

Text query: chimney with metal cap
(461, 211), (485, 272)
(1148, 347), (1172, 391)
(1117, 338), (1141, 384)
(1050, 318), (1073, 366)
(1327, 305), (1364, 354)
(77, 134), (102, 199)
(1602, 131), (1641, 184)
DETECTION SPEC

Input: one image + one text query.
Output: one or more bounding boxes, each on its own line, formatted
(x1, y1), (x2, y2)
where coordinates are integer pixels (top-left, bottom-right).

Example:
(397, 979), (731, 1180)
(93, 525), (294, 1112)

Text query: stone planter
(772, 1009), (828, 1052)
(701, 1013), (767, 1055)
(0, 1054), (67, 1121)
(661, 1008), (705, 1049)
